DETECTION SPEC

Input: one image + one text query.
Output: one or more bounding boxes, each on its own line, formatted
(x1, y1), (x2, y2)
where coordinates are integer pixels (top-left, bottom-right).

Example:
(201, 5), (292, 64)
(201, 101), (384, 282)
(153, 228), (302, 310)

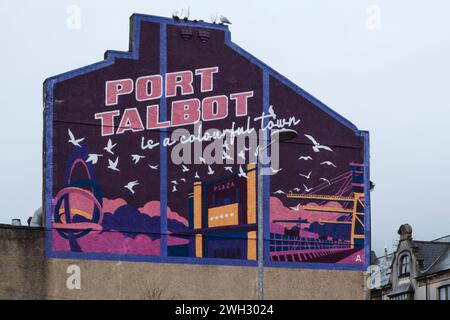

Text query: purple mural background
(44, 14), (370, 270)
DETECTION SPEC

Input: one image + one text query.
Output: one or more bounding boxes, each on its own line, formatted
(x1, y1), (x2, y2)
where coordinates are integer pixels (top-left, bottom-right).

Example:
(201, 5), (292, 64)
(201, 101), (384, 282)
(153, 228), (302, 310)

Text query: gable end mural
(44, 14), (370, 270)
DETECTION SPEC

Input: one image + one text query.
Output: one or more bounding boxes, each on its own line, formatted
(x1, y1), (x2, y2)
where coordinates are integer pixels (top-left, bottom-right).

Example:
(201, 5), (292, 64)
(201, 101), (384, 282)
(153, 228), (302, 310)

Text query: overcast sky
(1, 0), (449, 256)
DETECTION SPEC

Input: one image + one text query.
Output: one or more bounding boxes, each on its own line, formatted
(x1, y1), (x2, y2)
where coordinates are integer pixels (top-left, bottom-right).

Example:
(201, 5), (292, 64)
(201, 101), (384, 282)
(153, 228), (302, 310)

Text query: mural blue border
(159, 22), (168, 258)
(262, 71), (271, 267)
(44, 13), (369, 271)
(363, 131), (371, 268)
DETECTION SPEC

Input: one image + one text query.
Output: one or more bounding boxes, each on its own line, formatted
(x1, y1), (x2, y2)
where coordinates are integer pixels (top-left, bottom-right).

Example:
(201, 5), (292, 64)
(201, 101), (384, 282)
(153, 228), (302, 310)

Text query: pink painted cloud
(52, 229), (189, 254)
(101, 198), (188, 227)
(270, 197), (345, 230)
(168, 235), (189, 246)
(102, 197), (127, 214)
(139, 201), (188, 227)
(52, 229), (160, 255)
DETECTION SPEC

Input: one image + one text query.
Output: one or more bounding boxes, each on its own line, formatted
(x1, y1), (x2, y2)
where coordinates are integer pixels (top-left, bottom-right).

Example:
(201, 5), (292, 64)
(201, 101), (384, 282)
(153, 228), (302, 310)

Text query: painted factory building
(187, 164), (257, 260)
(0, 13), (371, 299)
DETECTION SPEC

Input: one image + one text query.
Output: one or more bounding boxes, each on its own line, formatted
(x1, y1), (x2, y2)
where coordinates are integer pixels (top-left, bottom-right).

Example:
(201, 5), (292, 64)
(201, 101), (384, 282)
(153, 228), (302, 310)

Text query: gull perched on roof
(219, 15), (232, 25)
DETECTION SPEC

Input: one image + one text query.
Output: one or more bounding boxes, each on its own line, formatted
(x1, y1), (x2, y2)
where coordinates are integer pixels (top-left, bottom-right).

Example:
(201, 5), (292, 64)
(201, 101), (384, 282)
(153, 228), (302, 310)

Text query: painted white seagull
(86, 154), (102, 164)
(238, 150), (246, 161)
(68, 129), (85, 147)
(304, 134), (333, 153)
(254, 146), (259, 158)
(271, 167), (283, 174)
(108, 157), (120, 171)
(222, 151), (233, 161)
(238, 165), (247, 179)
(268, 105), (276, 119)
(320, 161), (337, 168)
(124, 180), (139, 194)
(131, 154), (145, 164)
(299, 171), (312, 179)
(104, 139), (117, 155)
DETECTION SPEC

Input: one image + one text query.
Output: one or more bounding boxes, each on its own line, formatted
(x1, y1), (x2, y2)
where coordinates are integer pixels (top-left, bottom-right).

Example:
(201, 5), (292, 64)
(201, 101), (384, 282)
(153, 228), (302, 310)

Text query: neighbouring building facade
(370, 224), (450, 300)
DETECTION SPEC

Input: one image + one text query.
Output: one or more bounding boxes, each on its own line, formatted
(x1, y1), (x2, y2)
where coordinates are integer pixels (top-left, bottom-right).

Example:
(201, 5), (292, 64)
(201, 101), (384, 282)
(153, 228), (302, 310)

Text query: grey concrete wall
(265, 267), (366, 300)
(0, 225), (48, 299)
(0, 226), (366, 299)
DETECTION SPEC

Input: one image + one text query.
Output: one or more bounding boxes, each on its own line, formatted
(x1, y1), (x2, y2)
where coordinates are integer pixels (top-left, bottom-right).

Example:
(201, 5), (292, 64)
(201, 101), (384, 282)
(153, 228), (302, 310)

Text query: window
(438, 285), (450, 300)
(399, 254), (410, 276)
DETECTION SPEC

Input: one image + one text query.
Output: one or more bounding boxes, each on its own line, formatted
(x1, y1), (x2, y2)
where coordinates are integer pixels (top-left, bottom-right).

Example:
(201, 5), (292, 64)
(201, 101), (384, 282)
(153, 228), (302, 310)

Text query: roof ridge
(432, 235), (450, 241)
(413, 240), (450, 245)
(377, 252), (395, 259)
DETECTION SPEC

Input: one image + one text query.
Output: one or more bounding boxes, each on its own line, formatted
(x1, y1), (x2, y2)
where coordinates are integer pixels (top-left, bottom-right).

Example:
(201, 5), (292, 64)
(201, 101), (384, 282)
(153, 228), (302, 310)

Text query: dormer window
(399, 254), (410, 276)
